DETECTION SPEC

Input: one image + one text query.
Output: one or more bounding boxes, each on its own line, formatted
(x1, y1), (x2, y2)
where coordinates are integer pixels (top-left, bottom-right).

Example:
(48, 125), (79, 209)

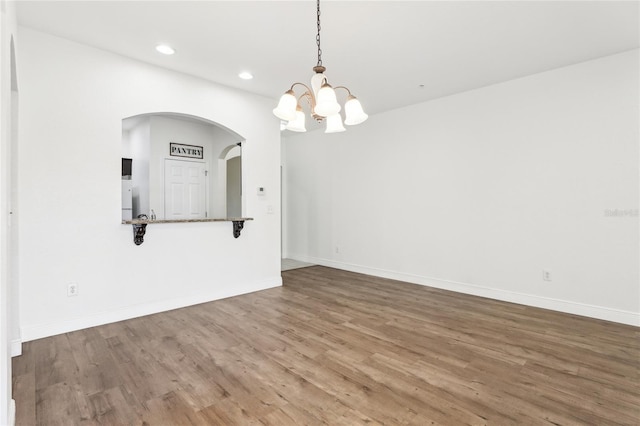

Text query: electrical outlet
(67, 283), (79, 297)
(542, 270), (552, 282)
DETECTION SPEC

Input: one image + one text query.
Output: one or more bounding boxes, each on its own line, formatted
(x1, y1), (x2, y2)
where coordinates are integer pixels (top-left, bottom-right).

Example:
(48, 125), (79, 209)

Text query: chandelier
(273, 0), (368, 133)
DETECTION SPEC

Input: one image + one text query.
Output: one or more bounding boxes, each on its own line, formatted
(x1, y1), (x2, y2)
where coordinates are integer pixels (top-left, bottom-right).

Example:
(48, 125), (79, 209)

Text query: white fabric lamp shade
(314, 83), (341, 117)
(325, 114), (346, 133)
(273, 90), (297, 121)
(285, 106), (307, 132)
(344, 95), (368, 125)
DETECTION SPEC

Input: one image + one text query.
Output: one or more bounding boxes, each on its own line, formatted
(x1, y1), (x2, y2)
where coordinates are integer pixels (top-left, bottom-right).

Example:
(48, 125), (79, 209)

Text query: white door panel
(164, 159), (207, 219)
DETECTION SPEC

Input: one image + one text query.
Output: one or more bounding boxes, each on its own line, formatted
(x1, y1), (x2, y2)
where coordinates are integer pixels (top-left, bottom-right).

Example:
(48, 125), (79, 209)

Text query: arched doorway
(122, 113), (244, 220)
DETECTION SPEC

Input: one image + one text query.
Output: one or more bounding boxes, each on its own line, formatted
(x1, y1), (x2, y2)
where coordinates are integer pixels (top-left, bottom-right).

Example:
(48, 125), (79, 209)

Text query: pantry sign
(170, 143), (204, 159)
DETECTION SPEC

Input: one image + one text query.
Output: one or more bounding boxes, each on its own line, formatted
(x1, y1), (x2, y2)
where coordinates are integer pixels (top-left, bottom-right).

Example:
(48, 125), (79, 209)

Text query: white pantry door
(164, 159), (207, 220)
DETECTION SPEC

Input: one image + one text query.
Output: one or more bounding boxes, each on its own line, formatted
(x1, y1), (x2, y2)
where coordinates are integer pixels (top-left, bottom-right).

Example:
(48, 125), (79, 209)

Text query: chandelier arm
(290, 82), (313, 94)
(290, 82), (317, 109)
(298, 92), (313, 109)
(333, 86), (353, 96)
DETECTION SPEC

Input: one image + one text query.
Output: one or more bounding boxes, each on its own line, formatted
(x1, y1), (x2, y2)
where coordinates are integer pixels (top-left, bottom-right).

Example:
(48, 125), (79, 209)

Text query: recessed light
(156, 44), (175, 55)
(238, 71), (254, 80)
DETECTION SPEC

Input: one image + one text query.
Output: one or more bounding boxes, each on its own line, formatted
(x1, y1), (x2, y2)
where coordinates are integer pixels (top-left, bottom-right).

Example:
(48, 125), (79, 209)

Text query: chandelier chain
(316, 0), (322, 67)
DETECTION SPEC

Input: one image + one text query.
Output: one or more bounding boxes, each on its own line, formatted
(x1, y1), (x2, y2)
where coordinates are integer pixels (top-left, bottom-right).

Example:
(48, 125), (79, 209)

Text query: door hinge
(205, 170), (208, 176)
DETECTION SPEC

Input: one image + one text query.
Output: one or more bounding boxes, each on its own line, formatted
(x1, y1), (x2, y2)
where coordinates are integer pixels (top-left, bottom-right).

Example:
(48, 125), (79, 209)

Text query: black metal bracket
(133, 224), (147, 245)
(129, 218), (247, 245)
(132, 214), (148, 245)
(232, 220), (245, 238)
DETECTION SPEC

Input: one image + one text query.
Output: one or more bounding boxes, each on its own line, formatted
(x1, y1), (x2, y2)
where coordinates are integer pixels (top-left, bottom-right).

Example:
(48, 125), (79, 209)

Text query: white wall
(121, 129), (131, 158)
(283, 49), (639, 326)
(149, 115), (213, 220)
(146, 115), (241, 220)
(128, 116), (150, 217)
(0, 0), (17, 423)
(17, 27), (282, 341)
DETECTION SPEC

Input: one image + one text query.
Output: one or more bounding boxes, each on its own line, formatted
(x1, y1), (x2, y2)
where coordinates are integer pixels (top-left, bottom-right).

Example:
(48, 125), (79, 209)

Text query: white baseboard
(21, 276), (282, 342)
(10, 338), (21, 357)
(9, 399), (15, 426)
(288, 254), (640, 327)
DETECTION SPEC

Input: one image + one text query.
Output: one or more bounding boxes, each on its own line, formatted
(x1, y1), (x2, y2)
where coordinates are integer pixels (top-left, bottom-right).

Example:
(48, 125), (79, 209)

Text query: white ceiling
(16, 1), (640, 117)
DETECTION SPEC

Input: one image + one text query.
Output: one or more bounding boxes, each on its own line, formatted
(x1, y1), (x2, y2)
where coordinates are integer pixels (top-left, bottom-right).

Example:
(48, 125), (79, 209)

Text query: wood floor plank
(35, 382), (88, 426)
(11, 373), (36, 426)
(12, 266), (640, 425)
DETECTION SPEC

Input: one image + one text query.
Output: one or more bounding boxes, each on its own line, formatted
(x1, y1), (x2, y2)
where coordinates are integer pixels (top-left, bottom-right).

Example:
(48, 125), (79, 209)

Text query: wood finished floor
(12, 266), (640, 425)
